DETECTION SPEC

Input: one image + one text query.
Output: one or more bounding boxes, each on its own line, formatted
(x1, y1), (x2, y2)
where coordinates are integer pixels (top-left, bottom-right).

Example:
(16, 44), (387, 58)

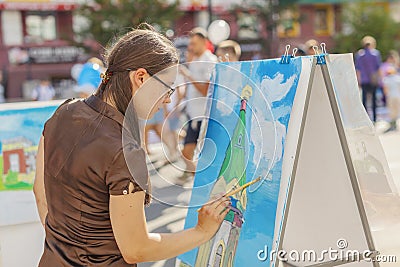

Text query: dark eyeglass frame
(126, 68), (175, 98)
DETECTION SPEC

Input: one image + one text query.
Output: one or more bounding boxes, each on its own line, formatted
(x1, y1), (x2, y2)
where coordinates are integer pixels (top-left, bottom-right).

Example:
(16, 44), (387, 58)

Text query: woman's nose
(163, 95), (171, 104)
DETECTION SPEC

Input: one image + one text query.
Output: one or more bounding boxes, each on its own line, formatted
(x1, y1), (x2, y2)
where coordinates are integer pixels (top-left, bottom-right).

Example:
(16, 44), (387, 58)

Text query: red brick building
(2, 0), (398, 100)
(176, 1), (399, 59)
(277, 1), (343, 54)
(175, 0), (345, 59)
(0, 0), (83, 100)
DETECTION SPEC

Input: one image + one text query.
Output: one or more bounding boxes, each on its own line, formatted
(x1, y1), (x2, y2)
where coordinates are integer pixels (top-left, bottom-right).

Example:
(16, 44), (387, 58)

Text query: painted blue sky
(179, 57), (306, 266)
(0, 105), (58, 149)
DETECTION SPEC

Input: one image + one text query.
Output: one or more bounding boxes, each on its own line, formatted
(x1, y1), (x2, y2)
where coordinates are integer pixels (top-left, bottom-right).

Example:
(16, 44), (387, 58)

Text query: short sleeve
(106, 143), (150, 199)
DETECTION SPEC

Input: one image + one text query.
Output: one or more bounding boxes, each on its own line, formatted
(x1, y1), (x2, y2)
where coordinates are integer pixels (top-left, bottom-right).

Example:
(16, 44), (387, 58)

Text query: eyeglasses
(151, 74), (176, 98)
(126, 68), (175, 98)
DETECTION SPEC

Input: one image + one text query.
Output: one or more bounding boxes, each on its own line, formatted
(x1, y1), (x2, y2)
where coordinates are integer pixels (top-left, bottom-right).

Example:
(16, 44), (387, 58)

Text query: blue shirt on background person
(355, 47), (382, 85)
(355, 36), (382, 122)
(73, 58), (104, 98)
(78, 62), (102, 89)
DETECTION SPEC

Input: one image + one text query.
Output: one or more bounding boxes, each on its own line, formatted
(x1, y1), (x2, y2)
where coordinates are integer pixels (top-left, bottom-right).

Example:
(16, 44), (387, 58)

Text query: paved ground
(375, 122), (400, 266)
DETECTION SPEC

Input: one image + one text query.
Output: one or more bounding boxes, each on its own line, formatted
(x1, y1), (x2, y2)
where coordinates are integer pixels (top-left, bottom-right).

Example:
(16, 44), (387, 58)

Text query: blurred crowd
(1, 28), (398, 178)
(355, 35), (400, 133)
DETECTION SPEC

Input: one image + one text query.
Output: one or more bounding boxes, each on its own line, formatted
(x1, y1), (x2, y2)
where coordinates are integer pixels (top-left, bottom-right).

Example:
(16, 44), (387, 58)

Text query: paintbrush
(197, 176), (262, 212)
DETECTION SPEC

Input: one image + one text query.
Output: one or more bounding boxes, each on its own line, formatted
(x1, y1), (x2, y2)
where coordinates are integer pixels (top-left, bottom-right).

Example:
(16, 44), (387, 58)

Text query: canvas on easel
(178, 55), (313, 267)
(178, 52), (399, 267)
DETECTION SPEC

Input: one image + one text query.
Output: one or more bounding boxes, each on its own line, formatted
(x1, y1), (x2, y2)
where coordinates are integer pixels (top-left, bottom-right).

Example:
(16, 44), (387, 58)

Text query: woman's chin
(146, 110), (158, 120)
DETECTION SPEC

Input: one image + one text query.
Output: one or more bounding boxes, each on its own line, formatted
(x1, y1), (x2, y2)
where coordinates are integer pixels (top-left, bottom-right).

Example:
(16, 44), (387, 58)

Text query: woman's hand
(195, 194), (231, 241)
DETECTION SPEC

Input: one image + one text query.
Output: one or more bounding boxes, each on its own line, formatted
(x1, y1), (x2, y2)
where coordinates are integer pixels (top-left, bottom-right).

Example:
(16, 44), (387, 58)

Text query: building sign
(179, 0), (241, 11)
(0, 0), (78, 10)
(8, 46), (84, 64)
(29, 46), (84, 63)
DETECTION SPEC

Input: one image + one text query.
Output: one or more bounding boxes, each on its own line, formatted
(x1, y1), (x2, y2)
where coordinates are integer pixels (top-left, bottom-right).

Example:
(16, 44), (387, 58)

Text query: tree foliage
(77, 0), (182, 46)
(334, 2), (400, 59)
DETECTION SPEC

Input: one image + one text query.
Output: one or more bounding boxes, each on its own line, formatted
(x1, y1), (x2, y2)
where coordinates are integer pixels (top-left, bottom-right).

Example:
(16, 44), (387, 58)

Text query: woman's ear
(129, 68), (149, 93)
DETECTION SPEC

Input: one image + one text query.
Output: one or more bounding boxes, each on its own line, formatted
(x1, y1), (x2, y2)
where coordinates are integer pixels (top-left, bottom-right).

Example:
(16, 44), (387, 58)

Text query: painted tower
(195, 85), (252, 267)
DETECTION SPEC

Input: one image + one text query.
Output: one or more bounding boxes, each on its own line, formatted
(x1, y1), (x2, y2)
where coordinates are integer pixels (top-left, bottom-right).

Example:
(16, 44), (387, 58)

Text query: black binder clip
(280, 45), (291, 64)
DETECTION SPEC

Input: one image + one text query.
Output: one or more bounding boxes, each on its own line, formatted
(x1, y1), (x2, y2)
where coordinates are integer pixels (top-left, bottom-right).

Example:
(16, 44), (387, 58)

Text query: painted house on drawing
(2, 137), (36, 178)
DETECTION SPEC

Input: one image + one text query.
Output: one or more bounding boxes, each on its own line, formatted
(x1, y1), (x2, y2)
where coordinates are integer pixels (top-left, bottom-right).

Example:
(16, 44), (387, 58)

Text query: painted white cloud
(250, 71), (297, 180)
(261, 72), (296, 103)
(215, 92), (237, 117)
(251, 116), (286, 170)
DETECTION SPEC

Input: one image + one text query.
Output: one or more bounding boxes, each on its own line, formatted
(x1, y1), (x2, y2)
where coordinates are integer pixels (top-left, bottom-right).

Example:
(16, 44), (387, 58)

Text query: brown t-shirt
(39, 95), (150, 267)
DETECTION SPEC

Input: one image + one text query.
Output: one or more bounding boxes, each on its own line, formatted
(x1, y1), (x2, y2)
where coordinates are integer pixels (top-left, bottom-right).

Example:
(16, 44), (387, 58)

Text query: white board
(277, 61), (374, 266)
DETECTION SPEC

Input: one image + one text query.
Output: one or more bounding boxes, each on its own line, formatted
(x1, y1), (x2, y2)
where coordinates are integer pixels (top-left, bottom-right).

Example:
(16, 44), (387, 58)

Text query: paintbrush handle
(197, 176), (261, 212)
(225, 177), (260, 197)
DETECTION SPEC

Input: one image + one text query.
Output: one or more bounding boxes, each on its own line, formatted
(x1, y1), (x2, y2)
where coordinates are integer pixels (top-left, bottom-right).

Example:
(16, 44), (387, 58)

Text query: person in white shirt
(179, 28), (217, 179)
(32, 79), (55, 101)
(0, 71), (5, 103)
(382, 66), (400, 132)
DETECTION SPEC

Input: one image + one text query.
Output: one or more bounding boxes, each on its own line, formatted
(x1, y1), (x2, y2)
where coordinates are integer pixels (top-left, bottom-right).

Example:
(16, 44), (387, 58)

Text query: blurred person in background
(216, 40), (241, 62)
(144, 106), (179, 164)
(167, 49), (192, 156)
(178, 27), (217, 180)
(163, 80), (186, 162)
(73, 57), (104, 98)
(382, 66), (400, 132)
(380, 50), (399, 77)
(206, 39), (215, 54)
(144, 66), (186, 163)
(380, 50), (400, 106)
(0, 71), (5, 103)
(305, 39), (319, 55)
(144, 108), (164, 155)
(32, 79), (55, 101)
(294, 45), (307, 57)
(355, 36), (382, 122)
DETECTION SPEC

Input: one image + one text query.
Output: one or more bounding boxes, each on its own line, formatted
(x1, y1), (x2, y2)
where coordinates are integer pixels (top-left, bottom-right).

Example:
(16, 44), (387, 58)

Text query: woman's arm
(110, 185), (230, 264)
(33, 135), (48, 227)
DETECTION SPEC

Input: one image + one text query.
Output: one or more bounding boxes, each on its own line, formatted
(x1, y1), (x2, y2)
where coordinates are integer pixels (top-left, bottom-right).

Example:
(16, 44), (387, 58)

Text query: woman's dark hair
(95, 23), (179, 115)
